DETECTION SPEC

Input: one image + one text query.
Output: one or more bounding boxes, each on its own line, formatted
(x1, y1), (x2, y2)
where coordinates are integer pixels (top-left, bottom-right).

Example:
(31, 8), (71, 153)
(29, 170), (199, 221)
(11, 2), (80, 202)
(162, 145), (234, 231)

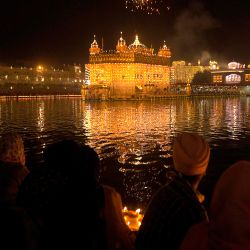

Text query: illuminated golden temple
(82, 33), (171, 100)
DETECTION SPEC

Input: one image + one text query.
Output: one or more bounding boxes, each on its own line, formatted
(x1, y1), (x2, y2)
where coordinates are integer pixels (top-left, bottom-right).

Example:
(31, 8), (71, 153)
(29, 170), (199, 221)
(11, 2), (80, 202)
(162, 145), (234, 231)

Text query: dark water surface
(0, 96), (250, 209)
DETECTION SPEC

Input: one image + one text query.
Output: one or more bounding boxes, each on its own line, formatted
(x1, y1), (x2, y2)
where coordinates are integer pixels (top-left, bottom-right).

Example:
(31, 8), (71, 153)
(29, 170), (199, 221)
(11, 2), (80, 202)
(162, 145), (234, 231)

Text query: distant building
(192, 62), (250, 95)
(211, 62), (249, 85)
(83, 33), (171, 99)
(0, 64), (84, 95)
(170, 60), (209, 86)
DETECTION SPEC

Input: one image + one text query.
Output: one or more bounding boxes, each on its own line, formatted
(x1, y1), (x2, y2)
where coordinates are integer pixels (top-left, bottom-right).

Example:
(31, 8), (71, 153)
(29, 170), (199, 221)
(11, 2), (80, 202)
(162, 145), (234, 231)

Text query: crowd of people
(0, 131), (249, 250)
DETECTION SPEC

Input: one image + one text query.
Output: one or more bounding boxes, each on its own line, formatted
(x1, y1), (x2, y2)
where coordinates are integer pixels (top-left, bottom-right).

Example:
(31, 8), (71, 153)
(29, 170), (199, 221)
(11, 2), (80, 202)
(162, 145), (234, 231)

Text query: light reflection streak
(225, 99), (242, 139)
(210, 99), (224, 129)
(37, 101), (45, 132)
(82, 104), (92, 135)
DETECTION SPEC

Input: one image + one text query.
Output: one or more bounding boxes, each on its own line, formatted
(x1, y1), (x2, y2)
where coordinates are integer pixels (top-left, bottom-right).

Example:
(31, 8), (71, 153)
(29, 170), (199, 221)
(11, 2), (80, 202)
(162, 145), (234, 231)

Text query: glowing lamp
(122, 207), (144, 231)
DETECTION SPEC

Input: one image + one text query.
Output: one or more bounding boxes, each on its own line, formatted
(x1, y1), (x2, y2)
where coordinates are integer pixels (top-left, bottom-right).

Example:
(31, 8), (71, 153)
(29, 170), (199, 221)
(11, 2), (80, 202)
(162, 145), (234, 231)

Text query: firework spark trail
(125, 0), (170, 15)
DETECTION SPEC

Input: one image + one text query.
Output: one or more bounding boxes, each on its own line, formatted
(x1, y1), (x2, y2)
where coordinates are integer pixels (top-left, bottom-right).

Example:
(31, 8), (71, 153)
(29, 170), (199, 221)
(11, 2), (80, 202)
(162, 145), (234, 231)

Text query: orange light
(36, 65), (44, 72)
(122, 207), (144, 231)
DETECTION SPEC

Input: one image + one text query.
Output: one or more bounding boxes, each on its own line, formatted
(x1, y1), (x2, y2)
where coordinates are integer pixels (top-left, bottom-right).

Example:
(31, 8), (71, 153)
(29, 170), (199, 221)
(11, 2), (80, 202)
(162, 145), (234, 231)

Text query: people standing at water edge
(135, 132), (210, 250)
(180, 160), (250, 250)
(18, 139), (134, 250)
(0, 132), (39, 250)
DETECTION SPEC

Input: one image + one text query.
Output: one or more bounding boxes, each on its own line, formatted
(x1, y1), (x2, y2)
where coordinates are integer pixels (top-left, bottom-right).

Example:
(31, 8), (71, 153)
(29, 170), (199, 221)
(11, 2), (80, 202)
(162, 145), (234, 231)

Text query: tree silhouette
(191, 70), (211, 85)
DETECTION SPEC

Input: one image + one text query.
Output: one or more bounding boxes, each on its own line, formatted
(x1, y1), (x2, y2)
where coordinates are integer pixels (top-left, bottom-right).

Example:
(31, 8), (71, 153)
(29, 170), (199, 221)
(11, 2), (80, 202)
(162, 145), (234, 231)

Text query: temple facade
(83, 33), (171, 100)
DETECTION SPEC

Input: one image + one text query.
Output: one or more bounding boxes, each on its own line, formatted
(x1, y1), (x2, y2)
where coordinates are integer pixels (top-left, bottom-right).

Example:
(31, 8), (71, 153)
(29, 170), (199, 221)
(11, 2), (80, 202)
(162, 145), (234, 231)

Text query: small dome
(91, 35), (99, 48)
(89, 35), (100, 55)
(162, 40), (168, 49)
(158, 40), (171, 58)
(118, 32), (126, 47)
(128, 35), (147, 50)
(116, 32), (128, 53)
(228, 62), (240, 69)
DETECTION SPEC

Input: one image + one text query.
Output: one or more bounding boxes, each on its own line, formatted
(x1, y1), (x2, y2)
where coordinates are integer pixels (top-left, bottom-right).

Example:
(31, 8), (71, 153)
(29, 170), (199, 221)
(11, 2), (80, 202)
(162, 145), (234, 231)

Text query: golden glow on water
(79, 98), (250, 206)
(0, 97), (249, 207)
(82, 101), (176, 162)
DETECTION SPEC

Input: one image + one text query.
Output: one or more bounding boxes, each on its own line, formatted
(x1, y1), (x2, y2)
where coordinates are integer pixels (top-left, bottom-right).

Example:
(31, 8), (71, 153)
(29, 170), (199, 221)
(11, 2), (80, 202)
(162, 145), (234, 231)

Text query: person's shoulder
(147, 174), (201, 214)
(101, 185), (124, 219)
(102, 184), (116, 192)
(0, 161), (29, 182)
(102, 185), (121, 199)
(153, 173), (189, 197)
(169, 174), (198, 197)
(0, 161), (26, 171)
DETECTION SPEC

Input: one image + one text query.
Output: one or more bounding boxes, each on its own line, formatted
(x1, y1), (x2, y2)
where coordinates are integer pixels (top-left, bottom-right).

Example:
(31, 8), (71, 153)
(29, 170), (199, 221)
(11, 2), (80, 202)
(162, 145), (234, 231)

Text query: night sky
(1, 0), (250, 66)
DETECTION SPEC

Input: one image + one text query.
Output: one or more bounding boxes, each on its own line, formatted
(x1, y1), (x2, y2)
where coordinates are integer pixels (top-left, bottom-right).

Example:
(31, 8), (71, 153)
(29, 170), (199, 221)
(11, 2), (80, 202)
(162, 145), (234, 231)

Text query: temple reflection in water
(79, 98), (249, 207)
(0, 97), (249, 208)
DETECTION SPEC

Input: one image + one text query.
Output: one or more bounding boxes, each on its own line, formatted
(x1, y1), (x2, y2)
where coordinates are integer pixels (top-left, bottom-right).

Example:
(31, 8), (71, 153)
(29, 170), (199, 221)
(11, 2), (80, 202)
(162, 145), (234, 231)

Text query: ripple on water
(0, 97), (250, 208)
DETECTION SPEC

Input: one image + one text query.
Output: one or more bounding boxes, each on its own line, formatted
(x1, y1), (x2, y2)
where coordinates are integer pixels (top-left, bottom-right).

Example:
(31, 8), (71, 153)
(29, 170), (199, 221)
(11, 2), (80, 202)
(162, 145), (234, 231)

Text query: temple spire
(116, 31), (128, 52)
(89, 35), (100, 55)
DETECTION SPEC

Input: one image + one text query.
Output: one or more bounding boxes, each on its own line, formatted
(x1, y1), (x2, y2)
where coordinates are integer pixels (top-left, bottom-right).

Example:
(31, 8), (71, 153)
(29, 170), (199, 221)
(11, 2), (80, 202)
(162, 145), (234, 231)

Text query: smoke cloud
(200, 51), (211, 65)
(171, 0), (218, 62)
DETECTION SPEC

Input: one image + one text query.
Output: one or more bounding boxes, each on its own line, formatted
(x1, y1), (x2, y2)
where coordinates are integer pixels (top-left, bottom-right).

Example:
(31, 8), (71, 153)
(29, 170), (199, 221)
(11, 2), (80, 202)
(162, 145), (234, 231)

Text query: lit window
(226, 74), (241, 84)
(245, 74), (250, 81)
(213, 75), (222, 83)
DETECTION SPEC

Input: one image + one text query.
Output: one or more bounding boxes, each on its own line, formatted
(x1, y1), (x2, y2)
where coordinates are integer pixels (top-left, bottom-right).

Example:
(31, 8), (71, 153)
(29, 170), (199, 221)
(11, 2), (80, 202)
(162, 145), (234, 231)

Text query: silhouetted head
(44, 140), (100, 184)
(208, 161), (250, 249)
(17, 140), (102, 223)
(173, 132), (210, 189)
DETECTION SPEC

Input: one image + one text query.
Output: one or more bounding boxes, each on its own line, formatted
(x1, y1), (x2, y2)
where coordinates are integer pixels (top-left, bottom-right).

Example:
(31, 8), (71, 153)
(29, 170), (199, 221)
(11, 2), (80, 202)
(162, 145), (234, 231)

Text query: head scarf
(0, 132), (26, 166)
(173, 132), (210, 176)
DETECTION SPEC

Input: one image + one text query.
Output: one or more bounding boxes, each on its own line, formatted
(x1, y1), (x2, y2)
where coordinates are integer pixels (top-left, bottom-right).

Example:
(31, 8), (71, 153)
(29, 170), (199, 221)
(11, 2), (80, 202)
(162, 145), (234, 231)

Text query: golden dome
(158, 41), (171, 58)
(89, 35), (100, 55)
(116, 32), (128, 53)
(128, 35), (147, 50)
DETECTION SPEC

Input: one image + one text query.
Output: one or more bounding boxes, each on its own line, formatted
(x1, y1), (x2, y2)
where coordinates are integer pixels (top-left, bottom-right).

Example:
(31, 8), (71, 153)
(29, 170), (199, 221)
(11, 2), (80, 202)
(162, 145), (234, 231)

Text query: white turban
(173, 132), (210, 176)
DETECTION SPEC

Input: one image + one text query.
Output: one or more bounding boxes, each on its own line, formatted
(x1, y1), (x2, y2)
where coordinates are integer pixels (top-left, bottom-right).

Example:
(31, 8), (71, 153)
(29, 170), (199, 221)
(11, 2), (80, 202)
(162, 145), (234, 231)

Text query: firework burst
(125, 0), (170, 15)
